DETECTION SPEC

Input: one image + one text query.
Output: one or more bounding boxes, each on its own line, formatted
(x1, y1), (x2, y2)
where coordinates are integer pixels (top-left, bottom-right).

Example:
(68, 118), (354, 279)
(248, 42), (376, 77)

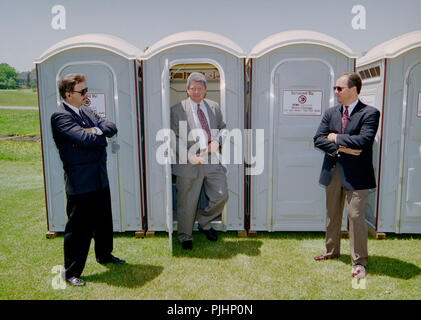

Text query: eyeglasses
(333, 86), (347, 92)
(188, 87), (205, 93)
(73, 87), (88, 95)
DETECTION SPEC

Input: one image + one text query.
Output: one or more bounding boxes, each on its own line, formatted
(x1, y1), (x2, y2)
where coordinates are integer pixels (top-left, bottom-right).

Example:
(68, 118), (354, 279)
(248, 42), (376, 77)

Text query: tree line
(0, 63), (36, 89)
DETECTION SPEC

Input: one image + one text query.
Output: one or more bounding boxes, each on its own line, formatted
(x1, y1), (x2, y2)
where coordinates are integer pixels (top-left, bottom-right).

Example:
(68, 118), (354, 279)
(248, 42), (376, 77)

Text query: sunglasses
(333, 86), (348, 92)
(73, 87), (88, 95)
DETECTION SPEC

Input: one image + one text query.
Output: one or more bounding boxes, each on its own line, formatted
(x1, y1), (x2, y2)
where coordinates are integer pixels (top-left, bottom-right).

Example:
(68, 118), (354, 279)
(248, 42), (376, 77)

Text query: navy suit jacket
(51, 102), (117, 195)
(313, 100), (380, 190)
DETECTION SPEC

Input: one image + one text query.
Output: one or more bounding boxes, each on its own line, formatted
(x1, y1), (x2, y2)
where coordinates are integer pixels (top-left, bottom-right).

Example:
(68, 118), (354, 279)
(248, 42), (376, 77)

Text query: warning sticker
(84, 93), (106, 118)
(282, 90), (323, 116)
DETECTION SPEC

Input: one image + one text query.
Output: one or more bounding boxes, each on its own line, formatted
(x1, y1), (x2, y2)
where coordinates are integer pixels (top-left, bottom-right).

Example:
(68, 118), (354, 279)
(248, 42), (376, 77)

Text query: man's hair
(58, 74), (86, 99)
(186, 72), (207, 90)
(339, 72), (362, 94)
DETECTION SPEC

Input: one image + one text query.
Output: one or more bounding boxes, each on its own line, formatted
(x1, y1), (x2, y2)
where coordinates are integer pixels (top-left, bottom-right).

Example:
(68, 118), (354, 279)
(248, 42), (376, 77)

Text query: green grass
(0, 89), (38, 106)
(1, 128), (421, 299)
(0, 109), (40, 136)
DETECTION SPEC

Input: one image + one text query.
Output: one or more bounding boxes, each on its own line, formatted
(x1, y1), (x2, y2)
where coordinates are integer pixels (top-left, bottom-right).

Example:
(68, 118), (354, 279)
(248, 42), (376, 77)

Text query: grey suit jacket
(170, 98), (226, 178)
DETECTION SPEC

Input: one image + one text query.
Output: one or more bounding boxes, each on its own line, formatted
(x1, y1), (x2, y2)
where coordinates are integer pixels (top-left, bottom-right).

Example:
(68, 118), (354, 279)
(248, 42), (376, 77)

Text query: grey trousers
(325, 167), (369, 266)
(176, 164), (228, 242)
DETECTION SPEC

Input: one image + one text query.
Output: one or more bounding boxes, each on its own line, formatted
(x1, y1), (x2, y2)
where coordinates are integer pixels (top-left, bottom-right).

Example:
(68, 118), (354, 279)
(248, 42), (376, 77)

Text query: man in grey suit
(170, 72), (229, 250)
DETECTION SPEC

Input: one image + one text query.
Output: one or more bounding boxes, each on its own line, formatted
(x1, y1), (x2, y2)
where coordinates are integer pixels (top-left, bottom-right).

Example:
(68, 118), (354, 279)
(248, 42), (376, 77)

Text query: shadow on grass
(337, 255), (421, 280)
(172, 233), (263, 259)
(83, 263), (164, 288)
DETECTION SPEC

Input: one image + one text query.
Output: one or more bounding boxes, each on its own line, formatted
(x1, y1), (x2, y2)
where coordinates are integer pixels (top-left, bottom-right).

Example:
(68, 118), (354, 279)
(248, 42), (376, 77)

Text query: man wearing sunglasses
(313, 72), (380, 279)
(51, 73), (125, 287)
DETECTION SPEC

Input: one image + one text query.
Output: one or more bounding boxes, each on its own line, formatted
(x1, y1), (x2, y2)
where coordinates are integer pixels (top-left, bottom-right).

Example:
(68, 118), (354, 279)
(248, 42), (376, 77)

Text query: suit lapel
(344, 100), (366, 133)
(333, 105), (343, 133)
(182, 99), (196, 133)
(62, 103), (86, 127)
(203, 100), (217, 130)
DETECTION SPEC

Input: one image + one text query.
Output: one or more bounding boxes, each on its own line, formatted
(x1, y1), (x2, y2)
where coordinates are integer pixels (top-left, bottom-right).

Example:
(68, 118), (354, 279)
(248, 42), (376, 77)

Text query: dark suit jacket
(170, 98), (226, 178)
(51, 102), (118, 195)
(313, 100), (380, 190)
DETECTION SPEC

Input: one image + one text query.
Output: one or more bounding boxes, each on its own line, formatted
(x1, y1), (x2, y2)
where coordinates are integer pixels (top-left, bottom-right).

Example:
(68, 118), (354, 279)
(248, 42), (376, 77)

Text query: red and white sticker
(84, 93), (106, 118)
(282, 90), (323, 116)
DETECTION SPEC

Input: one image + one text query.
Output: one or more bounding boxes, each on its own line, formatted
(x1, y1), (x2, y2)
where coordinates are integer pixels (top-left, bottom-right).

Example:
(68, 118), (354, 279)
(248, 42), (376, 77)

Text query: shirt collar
(189, 98), (204, 112)
(344, 99), (359, 115)
(63, 101), (81, 116)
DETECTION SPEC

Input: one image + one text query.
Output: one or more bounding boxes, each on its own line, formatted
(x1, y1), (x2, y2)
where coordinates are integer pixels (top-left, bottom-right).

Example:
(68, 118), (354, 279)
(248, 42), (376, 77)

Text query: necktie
(197, 104), (211, 143)
(341, 105), (349, 134)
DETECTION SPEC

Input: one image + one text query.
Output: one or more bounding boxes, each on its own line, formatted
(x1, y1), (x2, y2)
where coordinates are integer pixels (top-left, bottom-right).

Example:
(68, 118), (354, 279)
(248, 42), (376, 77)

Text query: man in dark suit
(170, 72), (228, 250)
(313, 72), (380, 279)
(51, 73), (125, 287)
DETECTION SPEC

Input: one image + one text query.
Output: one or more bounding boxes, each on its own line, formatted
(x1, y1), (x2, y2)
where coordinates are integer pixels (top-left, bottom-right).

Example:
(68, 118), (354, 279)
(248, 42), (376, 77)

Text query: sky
(1, 0), (421, 72)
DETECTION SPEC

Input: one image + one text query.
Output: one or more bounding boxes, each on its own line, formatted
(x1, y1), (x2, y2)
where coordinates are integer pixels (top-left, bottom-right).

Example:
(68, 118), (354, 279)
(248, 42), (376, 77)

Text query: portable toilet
(357, 30), (421, 234)
(141, 31), (247, 242)
(247, 30), (356, 232)
(35, 33), (146, 234)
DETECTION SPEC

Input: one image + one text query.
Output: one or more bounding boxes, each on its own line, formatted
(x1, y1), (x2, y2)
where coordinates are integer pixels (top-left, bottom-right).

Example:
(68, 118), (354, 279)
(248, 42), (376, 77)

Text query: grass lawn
(0, 89), (38, 107)
(0, 109), (40, 136)
(1, 111), (421, 300)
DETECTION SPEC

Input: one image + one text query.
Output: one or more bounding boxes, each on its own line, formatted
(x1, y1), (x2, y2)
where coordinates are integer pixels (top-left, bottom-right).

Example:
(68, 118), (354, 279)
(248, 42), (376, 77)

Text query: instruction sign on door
(84, 93), (106, 118)
(282, 90), (322, 116)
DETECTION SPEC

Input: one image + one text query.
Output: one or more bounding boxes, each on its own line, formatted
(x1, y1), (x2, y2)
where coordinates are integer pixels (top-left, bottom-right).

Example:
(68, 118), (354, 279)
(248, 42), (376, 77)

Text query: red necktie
(197, 104), (211, 143)
(341, 105), (349, 134)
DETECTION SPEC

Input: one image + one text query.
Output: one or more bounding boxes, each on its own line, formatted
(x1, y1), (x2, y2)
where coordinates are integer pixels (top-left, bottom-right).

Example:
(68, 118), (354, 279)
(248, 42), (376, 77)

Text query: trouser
(325, 167), (369, 266)
(63, 186), (113, 279)
(176, 164), (228, 242)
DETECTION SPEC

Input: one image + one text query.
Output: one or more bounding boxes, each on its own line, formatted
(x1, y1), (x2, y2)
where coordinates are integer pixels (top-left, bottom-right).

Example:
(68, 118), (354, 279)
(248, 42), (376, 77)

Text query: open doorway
(169, 63), (223, 227)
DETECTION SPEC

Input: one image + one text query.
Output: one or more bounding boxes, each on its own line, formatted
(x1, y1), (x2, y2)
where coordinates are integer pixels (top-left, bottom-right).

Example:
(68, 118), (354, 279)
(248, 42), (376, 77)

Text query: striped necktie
(197, 104), (211, 143)
(341, 105), (349, 134)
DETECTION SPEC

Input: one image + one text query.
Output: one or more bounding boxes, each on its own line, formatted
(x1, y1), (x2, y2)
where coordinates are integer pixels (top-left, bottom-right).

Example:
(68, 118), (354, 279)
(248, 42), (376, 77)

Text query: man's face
(66, 81), (88, 107)
(334, 76), (357, 105)
(187, 80), (206, 104)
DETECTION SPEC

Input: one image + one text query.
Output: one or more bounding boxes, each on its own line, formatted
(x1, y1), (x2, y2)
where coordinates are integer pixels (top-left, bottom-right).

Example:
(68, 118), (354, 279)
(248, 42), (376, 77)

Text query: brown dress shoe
(314, 254), (336, 261)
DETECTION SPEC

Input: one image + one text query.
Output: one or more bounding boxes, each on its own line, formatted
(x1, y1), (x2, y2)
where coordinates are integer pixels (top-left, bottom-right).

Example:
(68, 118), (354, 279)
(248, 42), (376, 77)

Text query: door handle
(110, 140), (120, 154)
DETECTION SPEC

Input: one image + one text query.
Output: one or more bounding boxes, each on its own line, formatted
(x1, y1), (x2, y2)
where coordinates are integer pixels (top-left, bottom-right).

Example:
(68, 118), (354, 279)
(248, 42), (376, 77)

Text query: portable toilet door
(35, 34), (145, 233)
(356, 61), (385, 233)
(248, 30), (356, 232)
(357, 31), (421, 234)
(141, 31), (246, 239)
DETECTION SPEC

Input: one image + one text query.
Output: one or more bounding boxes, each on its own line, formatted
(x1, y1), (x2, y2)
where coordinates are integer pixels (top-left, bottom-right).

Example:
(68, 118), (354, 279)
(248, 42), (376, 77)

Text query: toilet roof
(143, 31), (246, 59)
(249, 30), (356, 58)
(358, 30), (421, 66)
(35, 33), (144, 64)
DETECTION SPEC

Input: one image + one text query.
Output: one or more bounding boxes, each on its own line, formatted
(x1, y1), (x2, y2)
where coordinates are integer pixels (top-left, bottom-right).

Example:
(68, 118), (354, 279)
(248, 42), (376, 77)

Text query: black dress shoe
(66, 277), (86, 287)
(199, 227), (218, 242)
(97, 255), (126, 265)
(181, 240), (193, 250)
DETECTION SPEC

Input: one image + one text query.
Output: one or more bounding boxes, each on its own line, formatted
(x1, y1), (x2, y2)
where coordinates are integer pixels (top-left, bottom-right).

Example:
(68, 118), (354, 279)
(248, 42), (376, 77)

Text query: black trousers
(63, 186), (113, 279)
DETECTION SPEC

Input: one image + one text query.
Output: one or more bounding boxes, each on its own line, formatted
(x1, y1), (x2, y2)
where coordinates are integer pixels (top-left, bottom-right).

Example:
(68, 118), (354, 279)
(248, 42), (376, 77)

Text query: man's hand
(327, 133), (337, 143)
(338, 146), (362, 156)
(83, 127), (95, 134)
(188, 154), (205, 165)
(207, 139), (220, 154)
